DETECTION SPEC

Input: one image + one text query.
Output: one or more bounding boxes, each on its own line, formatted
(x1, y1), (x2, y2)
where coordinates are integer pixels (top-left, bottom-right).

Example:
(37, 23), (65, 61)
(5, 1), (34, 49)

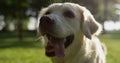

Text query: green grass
(0, 31), (52, 63)
(99, 33), (120, 63)
(0, 31), (120, 63)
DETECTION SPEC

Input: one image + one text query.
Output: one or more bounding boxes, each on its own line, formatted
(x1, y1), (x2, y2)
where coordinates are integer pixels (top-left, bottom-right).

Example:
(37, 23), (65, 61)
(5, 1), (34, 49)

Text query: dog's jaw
(45, 34), (74, 58)
(45, 34), (65, 58)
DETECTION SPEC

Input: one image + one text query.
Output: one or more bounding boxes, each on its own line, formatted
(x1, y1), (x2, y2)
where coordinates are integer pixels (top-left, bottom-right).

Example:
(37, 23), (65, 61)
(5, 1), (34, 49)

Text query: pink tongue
(52, 39), (65, 58)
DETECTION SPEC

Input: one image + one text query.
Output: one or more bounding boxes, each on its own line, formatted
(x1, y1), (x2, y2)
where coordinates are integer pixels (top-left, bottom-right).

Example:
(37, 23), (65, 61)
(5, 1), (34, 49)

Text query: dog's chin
(45, 34), (74, 58)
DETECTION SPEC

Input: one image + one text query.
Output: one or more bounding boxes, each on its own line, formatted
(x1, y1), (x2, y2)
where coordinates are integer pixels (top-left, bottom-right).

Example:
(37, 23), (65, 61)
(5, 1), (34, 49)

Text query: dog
(37, 2), (107, 63)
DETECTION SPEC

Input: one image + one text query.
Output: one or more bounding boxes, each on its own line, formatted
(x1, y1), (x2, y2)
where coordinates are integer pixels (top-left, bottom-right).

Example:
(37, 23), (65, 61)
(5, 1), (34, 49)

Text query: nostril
(40, 16), (55, 25)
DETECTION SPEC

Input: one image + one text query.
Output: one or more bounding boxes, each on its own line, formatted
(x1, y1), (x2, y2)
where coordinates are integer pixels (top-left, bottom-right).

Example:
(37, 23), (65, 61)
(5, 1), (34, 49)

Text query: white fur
(37, 2), (106, 63)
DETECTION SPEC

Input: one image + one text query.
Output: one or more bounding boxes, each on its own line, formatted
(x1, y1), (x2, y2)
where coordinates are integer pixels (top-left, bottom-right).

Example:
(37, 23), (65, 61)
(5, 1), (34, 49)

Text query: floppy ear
(78, 6), (102, 39)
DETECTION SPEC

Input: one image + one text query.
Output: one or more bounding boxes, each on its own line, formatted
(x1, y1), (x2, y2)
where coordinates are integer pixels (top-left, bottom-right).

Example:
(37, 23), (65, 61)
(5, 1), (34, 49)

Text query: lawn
(0, 31), (52, 63)
(99, 33), (120, 63)
(0, 31), (120, 63)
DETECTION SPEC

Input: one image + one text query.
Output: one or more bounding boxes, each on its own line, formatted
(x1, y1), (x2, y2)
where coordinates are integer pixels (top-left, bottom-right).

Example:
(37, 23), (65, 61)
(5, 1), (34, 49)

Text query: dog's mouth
(45, 34), (74, 58)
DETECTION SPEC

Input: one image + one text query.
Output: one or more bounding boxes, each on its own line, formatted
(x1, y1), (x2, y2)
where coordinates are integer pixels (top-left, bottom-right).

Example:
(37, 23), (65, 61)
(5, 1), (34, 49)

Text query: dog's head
(37, 3), (101, 58)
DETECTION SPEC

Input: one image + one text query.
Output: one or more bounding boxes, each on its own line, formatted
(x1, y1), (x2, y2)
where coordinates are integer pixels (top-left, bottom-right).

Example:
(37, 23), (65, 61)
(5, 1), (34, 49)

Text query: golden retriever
(37, 2), (107, 63)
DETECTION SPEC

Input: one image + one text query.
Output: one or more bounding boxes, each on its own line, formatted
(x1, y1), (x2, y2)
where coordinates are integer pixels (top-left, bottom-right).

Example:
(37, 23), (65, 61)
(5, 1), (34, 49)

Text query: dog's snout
(40, 16), (55, 25)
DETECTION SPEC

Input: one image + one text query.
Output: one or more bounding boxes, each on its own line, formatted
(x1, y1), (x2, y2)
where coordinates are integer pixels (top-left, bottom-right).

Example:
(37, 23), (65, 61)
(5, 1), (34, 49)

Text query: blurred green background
(0, 0), (120, 63)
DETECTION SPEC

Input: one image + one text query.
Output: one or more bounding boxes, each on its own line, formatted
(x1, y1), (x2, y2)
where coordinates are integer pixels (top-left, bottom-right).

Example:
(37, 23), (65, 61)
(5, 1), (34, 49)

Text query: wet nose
(40, 16), (55, 25)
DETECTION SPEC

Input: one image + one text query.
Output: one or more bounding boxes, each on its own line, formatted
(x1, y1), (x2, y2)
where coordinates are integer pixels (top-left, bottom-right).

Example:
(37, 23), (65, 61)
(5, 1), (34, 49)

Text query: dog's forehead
(48, 3), (62, 10)
(47, 3), (77, 12)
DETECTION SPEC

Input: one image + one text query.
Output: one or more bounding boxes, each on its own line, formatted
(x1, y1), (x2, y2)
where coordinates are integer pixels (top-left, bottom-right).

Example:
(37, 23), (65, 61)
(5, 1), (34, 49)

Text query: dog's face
(37, 3), (101, 58)
(39, 3), (81, 38)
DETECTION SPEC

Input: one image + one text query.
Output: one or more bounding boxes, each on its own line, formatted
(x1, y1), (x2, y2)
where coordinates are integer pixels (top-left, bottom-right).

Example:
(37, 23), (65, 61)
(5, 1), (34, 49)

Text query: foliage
(0, 0), (29, 19)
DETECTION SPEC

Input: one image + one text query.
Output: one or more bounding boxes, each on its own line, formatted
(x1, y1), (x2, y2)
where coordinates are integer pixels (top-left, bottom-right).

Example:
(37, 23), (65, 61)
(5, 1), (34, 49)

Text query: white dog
(37, 2), (107, 63)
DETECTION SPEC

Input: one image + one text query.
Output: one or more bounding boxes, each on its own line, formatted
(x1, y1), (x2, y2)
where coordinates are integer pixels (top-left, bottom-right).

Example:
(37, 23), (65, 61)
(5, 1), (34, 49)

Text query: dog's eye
(63, 10), (75, 18)
(45, 11), (51, 15)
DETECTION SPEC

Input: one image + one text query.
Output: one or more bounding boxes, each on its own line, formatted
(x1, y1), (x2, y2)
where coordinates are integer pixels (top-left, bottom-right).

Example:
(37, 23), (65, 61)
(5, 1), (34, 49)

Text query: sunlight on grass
(99, 33), (120, 63)
(0, 32), (120, 63)
(0, 48), (52, 63)
(0, 32), (52, 63)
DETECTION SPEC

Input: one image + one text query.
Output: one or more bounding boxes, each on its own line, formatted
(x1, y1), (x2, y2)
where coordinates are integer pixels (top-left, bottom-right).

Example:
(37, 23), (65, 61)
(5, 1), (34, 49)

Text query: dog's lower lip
(45, 34), (74, 57)
(45, 34), (66, 57)
(46, 45), (54, 52)
(45, 43), (55, 57)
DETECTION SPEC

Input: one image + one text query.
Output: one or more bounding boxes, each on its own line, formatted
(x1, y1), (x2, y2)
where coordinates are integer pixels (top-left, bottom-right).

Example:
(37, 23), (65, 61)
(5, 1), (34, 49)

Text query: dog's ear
(77, 6), (101, 39)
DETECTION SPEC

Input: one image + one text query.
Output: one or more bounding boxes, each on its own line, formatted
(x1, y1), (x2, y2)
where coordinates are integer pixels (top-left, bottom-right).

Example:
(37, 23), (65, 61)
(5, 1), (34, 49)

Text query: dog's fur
(37, 2), (106, 63)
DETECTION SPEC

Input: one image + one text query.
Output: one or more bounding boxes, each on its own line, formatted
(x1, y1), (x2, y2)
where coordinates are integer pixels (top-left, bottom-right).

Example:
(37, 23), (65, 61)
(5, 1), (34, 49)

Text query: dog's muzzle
(45, 34), (74, 58)
(39, 16), (74, 58)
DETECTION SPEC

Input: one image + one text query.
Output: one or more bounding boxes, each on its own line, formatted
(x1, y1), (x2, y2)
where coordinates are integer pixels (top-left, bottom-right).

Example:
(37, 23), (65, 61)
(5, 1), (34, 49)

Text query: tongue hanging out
(45, 35), (66, 58)
(53, 38), (65, 58)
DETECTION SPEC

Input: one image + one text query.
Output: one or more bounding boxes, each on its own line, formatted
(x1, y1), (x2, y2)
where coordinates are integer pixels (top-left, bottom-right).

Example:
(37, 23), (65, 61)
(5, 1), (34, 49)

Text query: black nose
(40, 16), (55, 25)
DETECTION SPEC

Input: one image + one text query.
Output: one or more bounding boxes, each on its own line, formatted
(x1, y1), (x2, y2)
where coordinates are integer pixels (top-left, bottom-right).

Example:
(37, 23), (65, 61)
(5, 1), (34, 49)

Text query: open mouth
(45, 34), (74, 58)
